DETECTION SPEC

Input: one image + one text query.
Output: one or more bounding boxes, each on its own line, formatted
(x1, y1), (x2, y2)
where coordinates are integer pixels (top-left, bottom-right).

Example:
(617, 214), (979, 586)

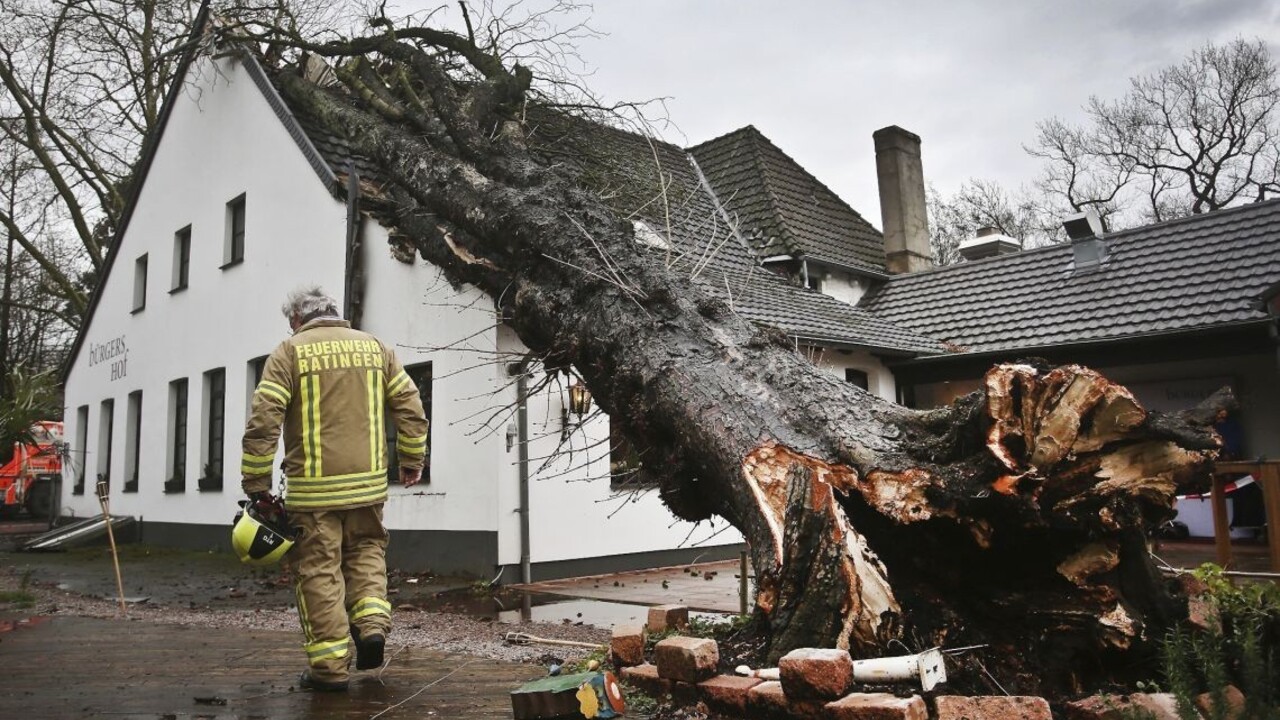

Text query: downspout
(342, 160), (365, 328)
(801, 259), (810, 289)
(517, 369), (531, 584)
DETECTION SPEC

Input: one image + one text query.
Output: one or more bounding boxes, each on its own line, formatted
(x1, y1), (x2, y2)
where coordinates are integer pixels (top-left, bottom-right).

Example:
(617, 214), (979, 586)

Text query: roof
(860, 199), (1280, 354)
(689, 126), (887, 275)
(276, 79), (943, 355)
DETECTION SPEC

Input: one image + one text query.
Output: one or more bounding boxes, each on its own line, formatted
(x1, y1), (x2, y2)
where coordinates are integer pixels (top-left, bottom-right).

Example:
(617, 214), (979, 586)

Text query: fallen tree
(226, 8), (1229, 695)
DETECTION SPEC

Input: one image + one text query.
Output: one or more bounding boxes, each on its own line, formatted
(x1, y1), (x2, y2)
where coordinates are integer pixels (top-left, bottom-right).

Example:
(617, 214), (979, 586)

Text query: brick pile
(610, 604), (1244, 719)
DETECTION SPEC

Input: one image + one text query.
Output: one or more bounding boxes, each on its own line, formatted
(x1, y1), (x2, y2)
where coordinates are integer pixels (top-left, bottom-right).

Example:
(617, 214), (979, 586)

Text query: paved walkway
(0, 614), (542, 719)
(520, 558), (751, 614)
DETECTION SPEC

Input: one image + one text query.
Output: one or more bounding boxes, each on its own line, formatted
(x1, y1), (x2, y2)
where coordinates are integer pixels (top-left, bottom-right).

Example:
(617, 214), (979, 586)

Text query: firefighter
(241, 286), (428, 691)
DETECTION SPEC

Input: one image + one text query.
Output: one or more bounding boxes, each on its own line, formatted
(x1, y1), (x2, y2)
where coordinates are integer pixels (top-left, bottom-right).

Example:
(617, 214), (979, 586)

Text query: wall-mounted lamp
(562, 380), (593, 440)
(568, 381), (593, 416)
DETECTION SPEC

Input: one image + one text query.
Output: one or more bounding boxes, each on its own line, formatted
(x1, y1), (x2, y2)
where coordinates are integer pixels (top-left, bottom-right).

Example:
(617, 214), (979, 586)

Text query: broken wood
(504, 631), (607, 651)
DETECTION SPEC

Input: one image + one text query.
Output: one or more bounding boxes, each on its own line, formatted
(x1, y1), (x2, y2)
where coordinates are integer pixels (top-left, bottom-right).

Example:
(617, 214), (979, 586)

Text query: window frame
(200, 368), (226, 491)
(171, 225), (191, 292)
(845, 368), (870, 391)
(132, 254), (148, 313)
(166, 378), (188, 493)
(124, 390), (142, 493)
(72, 405), (89, 495)
(97, 399), (114, 491)
(222, 194), (246, 268)
(386, 362), (432, 485)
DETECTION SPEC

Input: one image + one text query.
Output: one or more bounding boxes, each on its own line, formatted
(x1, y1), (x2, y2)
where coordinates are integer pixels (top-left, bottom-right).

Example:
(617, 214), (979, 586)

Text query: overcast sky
(399, 2), (1280, 227)
(568, 1), (1280, 225)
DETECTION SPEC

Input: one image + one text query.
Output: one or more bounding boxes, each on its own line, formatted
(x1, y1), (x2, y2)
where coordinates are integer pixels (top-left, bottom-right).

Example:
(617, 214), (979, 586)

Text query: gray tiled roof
(271, 73), (942, 355)
(523, 116), (943, 355)
(860, 199), (1280, 353)
(689, 126), (888, 275)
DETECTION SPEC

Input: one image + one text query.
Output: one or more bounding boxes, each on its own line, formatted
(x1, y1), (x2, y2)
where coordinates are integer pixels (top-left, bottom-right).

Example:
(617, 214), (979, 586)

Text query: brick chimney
(873, 126), (933, 274)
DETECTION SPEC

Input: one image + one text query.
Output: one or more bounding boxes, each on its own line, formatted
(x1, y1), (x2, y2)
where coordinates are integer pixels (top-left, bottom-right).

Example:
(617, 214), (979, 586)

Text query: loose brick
(1178, 574), (1222, 635)
(670, 680), (699, 706)
(1196, 685), (1246, 720)
(653, 636), (719, 683)
(610, 624), (645, 668)
(779, 647), (855, 700)
(647, 604), (689, 632)
(934, 695), (1053, 720)
(1065, 693), (1183, 720)
(697, 674), (762, 717)
(619, 663), (670, 699)
(747, 681), (790, 720)
(825, 692), (928, 720)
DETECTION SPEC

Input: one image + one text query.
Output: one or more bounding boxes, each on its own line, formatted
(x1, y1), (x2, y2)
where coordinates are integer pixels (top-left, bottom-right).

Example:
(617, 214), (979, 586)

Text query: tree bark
(254, 29), (1227, 695)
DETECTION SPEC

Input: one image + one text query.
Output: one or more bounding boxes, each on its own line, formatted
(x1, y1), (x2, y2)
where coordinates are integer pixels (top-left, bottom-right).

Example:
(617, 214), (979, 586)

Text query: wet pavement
(1, 515), (1272, 720)
(0, 614), (542, 719)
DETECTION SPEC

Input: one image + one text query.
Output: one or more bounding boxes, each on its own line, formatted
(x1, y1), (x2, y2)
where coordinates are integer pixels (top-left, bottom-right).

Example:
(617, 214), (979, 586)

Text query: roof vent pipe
(1064, 209), (1107, 274)
(957, 226), (1021, 261)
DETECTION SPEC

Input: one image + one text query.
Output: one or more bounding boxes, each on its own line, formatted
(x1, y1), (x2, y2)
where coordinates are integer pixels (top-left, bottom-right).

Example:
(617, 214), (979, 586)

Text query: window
(124, 391), (142, 493)
(223, 194), (245, 267)
(73, 405), (88, 495)
(386, 362), (432, 484)
(132, 254), (148, 312)
(97, 399), (114, 491)
(165, 379), (188, 493)
(246, 355), (266, 420)
(201, 368), (226, 491)
(171, 225), (191, 291)
(845, 368), (869, 391)
(609, 414), (649, 489)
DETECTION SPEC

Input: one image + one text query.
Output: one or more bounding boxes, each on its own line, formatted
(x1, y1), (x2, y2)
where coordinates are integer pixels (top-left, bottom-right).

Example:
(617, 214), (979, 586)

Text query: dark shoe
(351, 625), (386, 671)
(299, 670), (348, 692)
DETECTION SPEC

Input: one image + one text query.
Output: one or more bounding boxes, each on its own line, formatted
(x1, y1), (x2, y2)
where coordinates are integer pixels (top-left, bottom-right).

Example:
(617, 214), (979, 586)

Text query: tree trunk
(254, 31), (1226, 695)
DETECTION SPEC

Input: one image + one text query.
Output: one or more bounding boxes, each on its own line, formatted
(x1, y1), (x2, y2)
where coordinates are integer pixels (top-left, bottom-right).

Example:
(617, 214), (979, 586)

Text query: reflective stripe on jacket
(241, 318), (429, 511)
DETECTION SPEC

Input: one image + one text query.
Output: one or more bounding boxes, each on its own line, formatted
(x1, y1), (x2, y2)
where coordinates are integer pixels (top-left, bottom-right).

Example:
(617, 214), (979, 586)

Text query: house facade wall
(62, 56), (349, 533)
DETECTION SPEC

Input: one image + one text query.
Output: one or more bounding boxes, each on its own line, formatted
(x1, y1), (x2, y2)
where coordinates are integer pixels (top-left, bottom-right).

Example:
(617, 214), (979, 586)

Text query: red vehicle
(0, 421), (63, 518)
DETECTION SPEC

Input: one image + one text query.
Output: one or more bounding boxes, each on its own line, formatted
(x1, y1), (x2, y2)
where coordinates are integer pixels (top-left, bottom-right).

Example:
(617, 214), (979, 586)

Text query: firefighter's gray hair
(281, 286), (340, 321)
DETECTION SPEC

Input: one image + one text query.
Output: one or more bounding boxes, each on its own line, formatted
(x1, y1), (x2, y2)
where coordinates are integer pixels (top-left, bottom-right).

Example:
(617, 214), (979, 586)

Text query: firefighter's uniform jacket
(241, 317), (428, 682)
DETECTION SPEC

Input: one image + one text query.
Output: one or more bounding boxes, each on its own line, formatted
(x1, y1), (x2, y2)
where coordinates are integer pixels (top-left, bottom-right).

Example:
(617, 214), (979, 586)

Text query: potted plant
(197, 462), (222, 492)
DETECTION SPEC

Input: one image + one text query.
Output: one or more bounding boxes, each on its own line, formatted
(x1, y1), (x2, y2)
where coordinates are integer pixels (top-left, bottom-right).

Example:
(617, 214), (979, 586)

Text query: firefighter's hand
(400, 467), (423, 488)
(249, 492), (282, 518)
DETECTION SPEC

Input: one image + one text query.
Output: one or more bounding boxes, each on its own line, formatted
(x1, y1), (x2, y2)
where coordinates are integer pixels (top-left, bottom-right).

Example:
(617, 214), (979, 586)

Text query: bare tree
(1030, 37), (1280, 227)
(927, 180), (1058, 264)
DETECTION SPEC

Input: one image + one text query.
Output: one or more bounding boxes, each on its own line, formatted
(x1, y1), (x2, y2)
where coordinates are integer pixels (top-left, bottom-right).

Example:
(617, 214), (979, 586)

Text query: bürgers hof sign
(88, 335), (128, 381)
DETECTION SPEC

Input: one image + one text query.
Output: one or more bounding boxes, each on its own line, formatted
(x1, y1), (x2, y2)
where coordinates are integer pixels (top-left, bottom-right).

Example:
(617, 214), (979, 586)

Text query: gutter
(516, 368), (531, 584)
(887, 318), (1274, 368)
(787, 333), (940, 358)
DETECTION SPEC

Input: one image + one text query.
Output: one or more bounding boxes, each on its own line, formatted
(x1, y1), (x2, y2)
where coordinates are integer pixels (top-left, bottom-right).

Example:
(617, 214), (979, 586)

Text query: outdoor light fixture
(567, 381), (593, 417)
(561, 380), (593, 440)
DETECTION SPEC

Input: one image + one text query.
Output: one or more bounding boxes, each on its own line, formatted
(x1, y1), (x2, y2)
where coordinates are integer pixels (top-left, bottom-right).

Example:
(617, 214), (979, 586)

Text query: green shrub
(1158, 564), (1280, 718)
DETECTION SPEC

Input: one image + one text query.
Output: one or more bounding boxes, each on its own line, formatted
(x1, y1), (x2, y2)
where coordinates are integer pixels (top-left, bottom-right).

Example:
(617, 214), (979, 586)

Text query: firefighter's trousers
(288, 504), (393, 682)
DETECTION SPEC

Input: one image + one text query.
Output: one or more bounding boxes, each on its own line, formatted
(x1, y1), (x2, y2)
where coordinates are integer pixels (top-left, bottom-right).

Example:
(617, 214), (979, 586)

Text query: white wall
(804, 345), (897, 401)
(62, 55), (348, 525)
(493, 327), (743, 567)
(358, 221), (506, 535)
(818, 271), (870, 306)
